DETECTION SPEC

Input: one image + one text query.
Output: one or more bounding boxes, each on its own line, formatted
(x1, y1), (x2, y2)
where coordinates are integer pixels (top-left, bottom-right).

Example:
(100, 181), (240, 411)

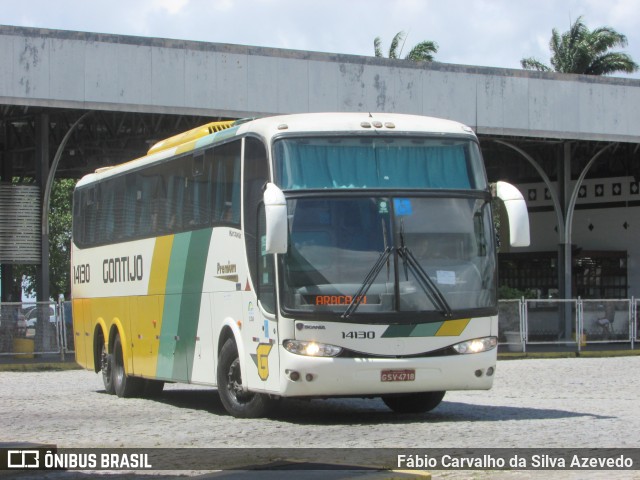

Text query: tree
(47, 178), (76, 299)
(374, 31), (438, 62)
(521, 16), (638, 75)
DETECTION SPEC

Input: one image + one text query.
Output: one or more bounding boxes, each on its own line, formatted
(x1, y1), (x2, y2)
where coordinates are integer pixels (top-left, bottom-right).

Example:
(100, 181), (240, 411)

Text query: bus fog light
(305, 373), (314, 382)
(283, 339), (342, 357)
(288, 370), (300, 381)
(486, 366), (495, 376)
(452, 336), (497, 354)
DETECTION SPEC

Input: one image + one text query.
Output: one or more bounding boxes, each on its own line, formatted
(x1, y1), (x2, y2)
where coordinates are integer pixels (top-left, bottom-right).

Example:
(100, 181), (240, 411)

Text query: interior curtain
(280, 143), (471, 189)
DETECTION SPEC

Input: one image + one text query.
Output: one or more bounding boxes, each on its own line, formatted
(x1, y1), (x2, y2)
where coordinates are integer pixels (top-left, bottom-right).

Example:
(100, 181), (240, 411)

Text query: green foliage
(498, 286), (537, 300)
(48, 178), (76, 298)
(405, 41), (438, 62)
(374, 31), (438, 62)
(521, 16), (638, 75)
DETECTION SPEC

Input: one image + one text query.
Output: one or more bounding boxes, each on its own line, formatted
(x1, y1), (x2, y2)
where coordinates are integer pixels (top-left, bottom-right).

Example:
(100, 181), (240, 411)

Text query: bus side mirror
(493, 181), (530, 247)
(263, 183), (288, 254)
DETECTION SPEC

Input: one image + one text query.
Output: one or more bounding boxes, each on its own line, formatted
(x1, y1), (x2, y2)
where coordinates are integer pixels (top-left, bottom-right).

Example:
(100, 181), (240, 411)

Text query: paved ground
(1, 356), (639, 479)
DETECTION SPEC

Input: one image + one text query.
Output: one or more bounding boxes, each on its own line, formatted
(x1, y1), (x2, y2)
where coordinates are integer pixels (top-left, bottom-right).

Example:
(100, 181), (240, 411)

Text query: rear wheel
(101, 341), (115, 395)
(217, 339), (274, 418)
(112, 334), (144, 398)
(382, 391), (445, 414)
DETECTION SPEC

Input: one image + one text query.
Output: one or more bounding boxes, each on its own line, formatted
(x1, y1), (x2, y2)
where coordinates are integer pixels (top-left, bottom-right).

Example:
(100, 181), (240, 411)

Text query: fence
(1, 298), (637, 358)
(0, 299), (73, 359)
(498, 298), (638, 352)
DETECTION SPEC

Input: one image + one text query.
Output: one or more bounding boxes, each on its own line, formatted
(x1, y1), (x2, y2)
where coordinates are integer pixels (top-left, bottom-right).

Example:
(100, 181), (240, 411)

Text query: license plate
(381, 369), (415, 382)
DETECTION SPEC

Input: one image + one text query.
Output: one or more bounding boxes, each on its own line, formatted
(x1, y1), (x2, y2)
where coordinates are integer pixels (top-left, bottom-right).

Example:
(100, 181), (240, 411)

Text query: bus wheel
(101, 341), (115, 395)
(382, 391), (445, 414)
(217, 339), (273, 418)
(112, 334), (144, 398)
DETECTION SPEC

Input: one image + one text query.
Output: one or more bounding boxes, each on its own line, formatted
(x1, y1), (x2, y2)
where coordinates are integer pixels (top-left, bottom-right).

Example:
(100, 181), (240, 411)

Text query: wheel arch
(107, 319), (130, 375)
(92, 320), (108, 373)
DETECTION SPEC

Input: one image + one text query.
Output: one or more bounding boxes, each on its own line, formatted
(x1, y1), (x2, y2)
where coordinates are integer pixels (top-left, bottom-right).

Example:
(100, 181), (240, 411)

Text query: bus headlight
(452, 336), (497, 354)
(283, 340), (342, 357)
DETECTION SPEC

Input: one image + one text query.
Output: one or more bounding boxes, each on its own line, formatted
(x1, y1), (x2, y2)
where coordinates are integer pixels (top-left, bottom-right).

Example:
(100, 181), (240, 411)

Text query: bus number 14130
(342, 331), (375, 339)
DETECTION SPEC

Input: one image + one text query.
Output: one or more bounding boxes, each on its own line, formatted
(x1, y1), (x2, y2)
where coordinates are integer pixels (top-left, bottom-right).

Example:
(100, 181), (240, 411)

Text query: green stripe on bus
(381, 322), (443, 338)
(156, 232), (192, 380)
(174, 228), (213, 381)
(411, 322), (443, 337)
(381, 324), (417, 338)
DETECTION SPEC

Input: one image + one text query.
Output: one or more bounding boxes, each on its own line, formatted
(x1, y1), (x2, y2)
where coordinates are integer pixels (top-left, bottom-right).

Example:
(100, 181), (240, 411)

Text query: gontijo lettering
(103, 255), (143, 283)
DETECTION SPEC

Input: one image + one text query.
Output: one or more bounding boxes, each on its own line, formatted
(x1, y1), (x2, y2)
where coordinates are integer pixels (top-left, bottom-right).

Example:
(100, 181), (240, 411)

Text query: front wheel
(217, 339), (274, 418)
(382, 391), (445, 414)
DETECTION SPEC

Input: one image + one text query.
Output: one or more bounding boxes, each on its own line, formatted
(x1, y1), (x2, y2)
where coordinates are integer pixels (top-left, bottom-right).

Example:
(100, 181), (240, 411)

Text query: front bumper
(277, 346), (497, 397)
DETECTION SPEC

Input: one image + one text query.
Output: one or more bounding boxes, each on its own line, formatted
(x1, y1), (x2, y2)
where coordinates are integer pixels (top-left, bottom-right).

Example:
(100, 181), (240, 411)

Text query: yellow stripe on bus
(148, 235), (174, 296)
(129, 235), (175, 377)
(435, 318), (470, 336)
(175, 140), (198, 155)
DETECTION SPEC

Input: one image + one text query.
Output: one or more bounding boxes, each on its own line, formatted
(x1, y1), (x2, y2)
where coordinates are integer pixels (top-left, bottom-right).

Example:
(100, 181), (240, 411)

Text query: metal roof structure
(0, 24), (639, 302)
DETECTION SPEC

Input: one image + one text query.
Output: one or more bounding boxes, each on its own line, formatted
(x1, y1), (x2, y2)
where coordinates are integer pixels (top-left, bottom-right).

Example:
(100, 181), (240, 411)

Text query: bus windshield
(274, 136), (487, 191)
(281, 196), (496, 318)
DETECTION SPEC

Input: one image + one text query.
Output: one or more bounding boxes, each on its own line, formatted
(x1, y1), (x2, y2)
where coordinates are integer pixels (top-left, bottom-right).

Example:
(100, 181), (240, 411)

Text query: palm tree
(374, 31), (438, 62)
(521, 16), (638, 75)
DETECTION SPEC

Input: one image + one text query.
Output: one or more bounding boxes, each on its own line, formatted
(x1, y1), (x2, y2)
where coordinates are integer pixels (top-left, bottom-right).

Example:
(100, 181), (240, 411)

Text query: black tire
(143, 379), (165, 398)
(382, 391), (445, 414)
(101, 341), (115, 395)
(112, 334), (144, 398)
(217, 339), (274, 418)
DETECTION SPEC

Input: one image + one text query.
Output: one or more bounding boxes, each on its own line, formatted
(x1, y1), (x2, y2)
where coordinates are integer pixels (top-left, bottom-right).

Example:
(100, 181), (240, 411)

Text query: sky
(2, 0), (640, 79)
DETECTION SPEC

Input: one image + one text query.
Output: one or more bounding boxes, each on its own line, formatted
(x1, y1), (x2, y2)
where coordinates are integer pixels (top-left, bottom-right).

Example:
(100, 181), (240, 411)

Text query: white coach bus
(71, 112), (529, 417)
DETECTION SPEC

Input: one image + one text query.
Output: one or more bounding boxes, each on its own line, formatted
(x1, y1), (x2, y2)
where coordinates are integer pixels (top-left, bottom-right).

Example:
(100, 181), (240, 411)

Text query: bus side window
(213, 141), (241, 225)
(98, 182), (116, 243)
(243, 137), (272, 310)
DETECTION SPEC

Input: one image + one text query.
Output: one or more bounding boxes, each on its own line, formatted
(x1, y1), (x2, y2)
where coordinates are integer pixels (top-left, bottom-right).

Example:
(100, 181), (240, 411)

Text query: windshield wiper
(398, 219), (453, 318)
(397, 246), (453, 318)
(342, 246), (392, 319)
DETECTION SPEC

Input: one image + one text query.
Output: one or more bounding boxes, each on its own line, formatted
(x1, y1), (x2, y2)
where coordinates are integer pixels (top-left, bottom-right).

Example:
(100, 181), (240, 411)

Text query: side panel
(189, 292), (215, 384)
(241, 291), (280, 393)
(192, 227), (251, 384)
(156, 229), (212, 382)
(71, 298), (87, 368)
(129, 295), (162, 377)
(130, 235), (173, 377)
(71, 226), (258, 386)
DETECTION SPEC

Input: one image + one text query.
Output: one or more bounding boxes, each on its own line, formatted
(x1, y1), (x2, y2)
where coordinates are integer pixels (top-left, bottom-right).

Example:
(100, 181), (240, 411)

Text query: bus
(71, 112), (529, 418)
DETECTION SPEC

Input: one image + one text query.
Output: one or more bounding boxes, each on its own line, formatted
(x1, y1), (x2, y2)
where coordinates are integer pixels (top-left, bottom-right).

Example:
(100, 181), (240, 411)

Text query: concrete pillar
(559, 142), (573, 339)
(35, 113), (50, 302)
(1, 119), (13, 302)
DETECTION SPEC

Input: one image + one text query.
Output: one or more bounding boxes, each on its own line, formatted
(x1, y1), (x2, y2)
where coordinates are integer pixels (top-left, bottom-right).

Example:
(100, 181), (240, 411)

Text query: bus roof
(236, 112), (475, 139)
(76, 113), (476, 188)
